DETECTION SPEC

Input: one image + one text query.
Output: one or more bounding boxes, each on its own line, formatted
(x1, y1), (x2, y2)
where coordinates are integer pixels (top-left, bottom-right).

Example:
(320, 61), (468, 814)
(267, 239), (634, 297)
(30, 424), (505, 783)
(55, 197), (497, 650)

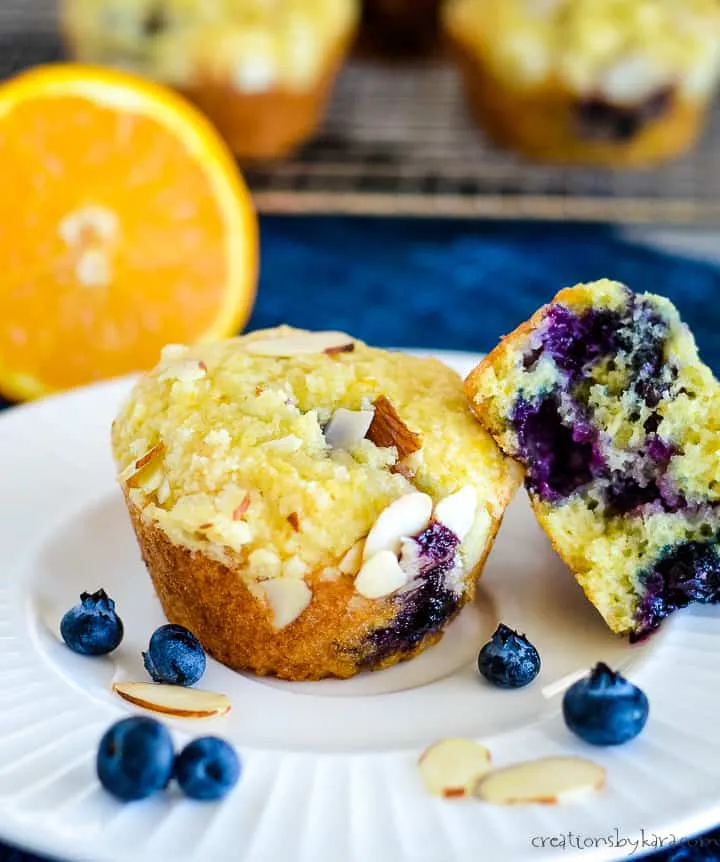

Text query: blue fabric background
(2, 216), (720, 862)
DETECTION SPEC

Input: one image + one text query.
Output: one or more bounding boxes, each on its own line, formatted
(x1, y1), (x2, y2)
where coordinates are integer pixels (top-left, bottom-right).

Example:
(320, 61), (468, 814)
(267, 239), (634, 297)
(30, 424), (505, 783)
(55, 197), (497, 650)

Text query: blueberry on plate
(97, 716), (175, 801)
(175, 736), (241, 801)
(143, 623), (206, 686)
(60, 589), (124, 656)
(563, 662), (649, 746)
(477, 623), (541, 689)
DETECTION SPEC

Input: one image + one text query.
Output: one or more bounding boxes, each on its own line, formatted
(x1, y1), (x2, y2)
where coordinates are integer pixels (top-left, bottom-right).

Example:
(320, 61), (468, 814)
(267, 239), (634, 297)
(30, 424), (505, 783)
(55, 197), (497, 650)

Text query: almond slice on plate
(363, 492), (433, 561)
(419, 738), (492, 798)
(113, 682), (230, 719)
(433, 486), (477, 542)
(474, 756), (605, 805)
(324, 408), (375, 449)
(367, 395), (423, 461)
(259, 578), (312, 629)
(244, 332), (354, 357)
(355, 550), (408, 599)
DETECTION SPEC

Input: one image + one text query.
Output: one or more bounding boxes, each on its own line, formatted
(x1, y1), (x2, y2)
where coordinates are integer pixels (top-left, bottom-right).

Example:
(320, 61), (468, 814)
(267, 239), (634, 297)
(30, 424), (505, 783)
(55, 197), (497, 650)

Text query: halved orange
(0, 63), (258, 401)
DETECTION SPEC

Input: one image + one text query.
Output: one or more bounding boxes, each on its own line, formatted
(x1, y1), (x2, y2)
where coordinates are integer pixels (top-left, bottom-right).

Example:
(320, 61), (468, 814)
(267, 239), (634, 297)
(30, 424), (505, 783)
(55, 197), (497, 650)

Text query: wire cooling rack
(2, 1), (720, 224)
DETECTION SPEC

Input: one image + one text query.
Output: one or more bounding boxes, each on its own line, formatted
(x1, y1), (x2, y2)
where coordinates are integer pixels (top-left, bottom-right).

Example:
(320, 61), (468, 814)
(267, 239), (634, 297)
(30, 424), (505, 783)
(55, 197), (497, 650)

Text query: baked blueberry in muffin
(465, 279), (720, 640)
(113, 327), (521, 680)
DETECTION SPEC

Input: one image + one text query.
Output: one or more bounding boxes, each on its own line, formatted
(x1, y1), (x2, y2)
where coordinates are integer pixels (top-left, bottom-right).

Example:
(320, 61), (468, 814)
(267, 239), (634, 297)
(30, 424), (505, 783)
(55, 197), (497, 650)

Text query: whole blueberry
(563, 662), (649, 746)
(175, 737), (241, 801)
(477, 623), (541, 689)
(97, 716), (175, 801)
(143, 624), (206, 686)
(60, 589), (124, 656)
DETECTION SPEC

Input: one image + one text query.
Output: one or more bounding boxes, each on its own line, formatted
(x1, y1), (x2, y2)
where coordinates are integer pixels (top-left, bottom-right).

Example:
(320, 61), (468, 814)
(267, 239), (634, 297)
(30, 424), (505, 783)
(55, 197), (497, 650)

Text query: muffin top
(112, 327), (520, 586)
(443, 0), (720, 99)
(62, 0), (358, 90)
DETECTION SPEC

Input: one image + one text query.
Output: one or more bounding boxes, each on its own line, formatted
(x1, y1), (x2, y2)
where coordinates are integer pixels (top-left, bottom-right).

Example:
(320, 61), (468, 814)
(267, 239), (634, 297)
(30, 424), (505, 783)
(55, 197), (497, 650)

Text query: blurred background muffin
(60, 0), (359, 160)
(358, 0), (440, 58)
(442, 0), (720, 167)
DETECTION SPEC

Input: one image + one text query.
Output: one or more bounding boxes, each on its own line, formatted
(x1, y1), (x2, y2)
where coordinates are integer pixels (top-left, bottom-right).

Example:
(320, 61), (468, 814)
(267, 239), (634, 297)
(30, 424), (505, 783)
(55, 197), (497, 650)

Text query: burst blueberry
(143, 623), (206, 686)
(175, 737), (241, 801)
(60, 588), (124, 656)
(477, 623), (541, 689)
(96, 716), (175, 801)
(563, 662), (649, 746)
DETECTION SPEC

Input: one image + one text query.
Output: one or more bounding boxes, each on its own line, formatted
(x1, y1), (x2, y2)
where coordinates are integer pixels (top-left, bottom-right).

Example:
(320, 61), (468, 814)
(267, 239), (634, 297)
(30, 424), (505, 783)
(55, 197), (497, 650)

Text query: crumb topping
(444, 0), (720, 98)
(112, 326), (519, 587)
(63, 0), (359, 90)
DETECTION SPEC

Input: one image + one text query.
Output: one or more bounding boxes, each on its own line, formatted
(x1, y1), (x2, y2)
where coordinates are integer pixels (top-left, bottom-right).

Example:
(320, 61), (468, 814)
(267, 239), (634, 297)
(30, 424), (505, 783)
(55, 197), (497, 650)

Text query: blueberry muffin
(112, 327), (521, 680)
(465, 280), (720, 641)
(61, 0), (358, 160)
(359, 0), (440, 57)
(442, 0), (720, 166)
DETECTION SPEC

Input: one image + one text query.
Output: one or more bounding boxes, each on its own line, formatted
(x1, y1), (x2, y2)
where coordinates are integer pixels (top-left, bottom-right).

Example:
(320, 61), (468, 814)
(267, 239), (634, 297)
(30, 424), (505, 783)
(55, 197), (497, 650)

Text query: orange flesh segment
(0, 65), (257, 399)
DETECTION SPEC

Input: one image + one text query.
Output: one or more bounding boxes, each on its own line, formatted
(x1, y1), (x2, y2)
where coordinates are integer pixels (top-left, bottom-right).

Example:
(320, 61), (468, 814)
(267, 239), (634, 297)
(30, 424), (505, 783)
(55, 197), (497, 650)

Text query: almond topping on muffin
(367, 395), (423, 460)
(324, 407), (375, 449)
(259, 579), (312, 630)
(363, 492), (434, 560)
(434, 486), (478, 542)
(355, 550), (409, 599)
(244, 331), (356, 357)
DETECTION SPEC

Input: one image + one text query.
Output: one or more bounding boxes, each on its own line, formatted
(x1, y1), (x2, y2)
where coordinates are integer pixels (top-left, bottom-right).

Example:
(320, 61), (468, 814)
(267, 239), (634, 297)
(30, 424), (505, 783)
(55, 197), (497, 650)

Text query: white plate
(1, 350), (719, 862)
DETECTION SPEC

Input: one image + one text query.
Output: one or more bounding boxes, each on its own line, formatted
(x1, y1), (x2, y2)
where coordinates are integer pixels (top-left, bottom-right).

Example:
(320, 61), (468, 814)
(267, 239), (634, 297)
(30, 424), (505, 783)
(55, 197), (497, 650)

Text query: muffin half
(465, 279), (720, 640)
(112, 327), (521, 680)
(61, 0), (358, 160)
(442, 0), (720, 167)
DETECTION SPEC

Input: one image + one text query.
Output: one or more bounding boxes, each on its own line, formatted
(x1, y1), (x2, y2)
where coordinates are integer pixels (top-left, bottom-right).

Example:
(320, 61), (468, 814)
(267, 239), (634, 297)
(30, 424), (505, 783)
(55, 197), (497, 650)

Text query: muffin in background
(61, 0), (358, 160)
(111, 327), (521, 681)
(359, 0), (440, 57)
(442, 0), (720, 167)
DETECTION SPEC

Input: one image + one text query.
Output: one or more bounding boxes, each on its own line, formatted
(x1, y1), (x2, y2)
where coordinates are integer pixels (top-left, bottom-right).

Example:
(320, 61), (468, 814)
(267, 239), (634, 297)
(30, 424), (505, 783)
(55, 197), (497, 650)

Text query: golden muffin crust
(113, 327), (522, 678)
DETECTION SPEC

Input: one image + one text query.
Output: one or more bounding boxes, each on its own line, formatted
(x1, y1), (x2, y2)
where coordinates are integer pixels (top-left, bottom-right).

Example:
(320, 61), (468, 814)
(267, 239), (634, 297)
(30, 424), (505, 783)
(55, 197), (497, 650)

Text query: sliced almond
(124, 443), (165, 489)
(474, 757), (605, 805)
(134, 442), (165, 471)
(355, 550), (408, 599)
(433, 486), (477, 542)
(158, 359), (207, 383)
(393, 449), (425, 480)
(419, 738), (492, 798)
(324, 408), (375, 449)
(324, 343), (355, 356)
(113, 682), (230, 719)
(233, 494), (250, 520)
(366, 396), (422, 461)
(259, 579), (312, 629)
(363, 492), (433, 561)
(338, 539), (365, 576)
(244, 332), (354, 357)
(263, 435), (302, 453)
